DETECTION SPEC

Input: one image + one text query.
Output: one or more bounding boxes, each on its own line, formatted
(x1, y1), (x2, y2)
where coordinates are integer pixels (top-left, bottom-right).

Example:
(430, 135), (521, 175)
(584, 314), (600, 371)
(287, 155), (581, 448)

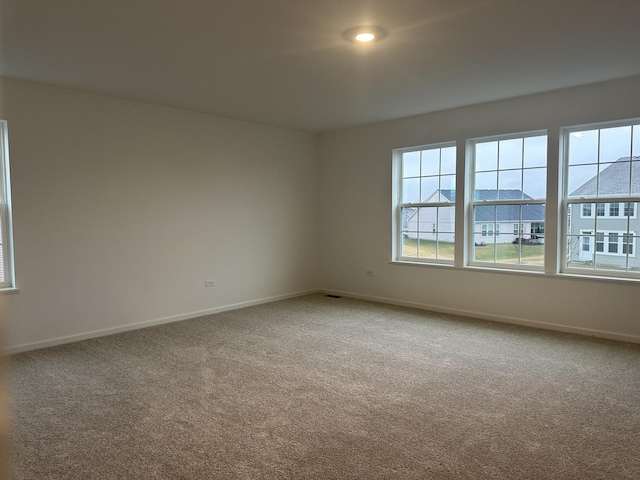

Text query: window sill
(0, 287), (20, 295)
(390, 260), (640, 285)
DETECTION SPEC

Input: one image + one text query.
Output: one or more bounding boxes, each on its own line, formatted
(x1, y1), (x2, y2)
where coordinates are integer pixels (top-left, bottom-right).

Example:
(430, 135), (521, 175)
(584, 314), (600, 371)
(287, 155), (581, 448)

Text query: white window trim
(0, 120), (15, 290)
(561, 118), (640, 279)
(391, 118), (640, 283)
(468, 130), (547, 271)
(394, 141), (456, 265)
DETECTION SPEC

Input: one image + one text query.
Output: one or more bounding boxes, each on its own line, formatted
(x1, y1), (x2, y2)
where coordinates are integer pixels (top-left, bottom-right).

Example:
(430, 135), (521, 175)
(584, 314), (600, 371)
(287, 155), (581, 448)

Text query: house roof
(408, 189), (545, 223)
(474, 203), (545, 223)
(438, 189), (532, 202)
(570, 157), (640, 197)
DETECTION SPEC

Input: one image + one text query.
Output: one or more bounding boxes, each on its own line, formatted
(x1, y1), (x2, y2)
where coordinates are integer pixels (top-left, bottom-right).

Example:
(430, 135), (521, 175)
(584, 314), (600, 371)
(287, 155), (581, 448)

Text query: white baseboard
(6, 288), (320, 354)
(320, 288), (640, 345)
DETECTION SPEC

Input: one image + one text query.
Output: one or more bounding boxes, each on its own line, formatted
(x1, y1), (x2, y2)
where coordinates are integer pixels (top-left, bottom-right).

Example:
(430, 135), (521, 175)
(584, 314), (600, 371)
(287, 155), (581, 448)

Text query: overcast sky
(402, 125), (639, 203)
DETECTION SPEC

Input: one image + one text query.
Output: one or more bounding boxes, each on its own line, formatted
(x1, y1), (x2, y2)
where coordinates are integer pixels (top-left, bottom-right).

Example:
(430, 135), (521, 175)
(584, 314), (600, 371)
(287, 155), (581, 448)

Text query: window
(564, 120), (640, 276)
(596, 232), (605, 252)
(609, 203), (620, 217)
(624, 202), (636, 217)
(484, 224), (494, 236)
(582, 233), (591, 253)
(470, 132), (547, 268)
(608, 233), (619, 253)
(396, 142), (456, 263)
(623, 233), (635, 255)
(0, 121), (14, 288)
(392, 118), (640, 283)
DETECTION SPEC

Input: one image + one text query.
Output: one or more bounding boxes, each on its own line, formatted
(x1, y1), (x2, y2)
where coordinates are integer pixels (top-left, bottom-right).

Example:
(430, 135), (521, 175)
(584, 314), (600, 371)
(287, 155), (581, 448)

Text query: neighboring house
(405, 189), (545, 245)
(568, 156), (640, 268)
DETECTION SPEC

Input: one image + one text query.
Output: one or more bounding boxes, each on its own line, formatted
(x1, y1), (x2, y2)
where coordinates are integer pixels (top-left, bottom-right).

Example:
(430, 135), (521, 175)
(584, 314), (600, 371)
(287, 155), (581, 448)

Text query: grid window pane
(402, 178), (420, 203)
(568, 130), (599, 165)
(566, 235), (593, 269)
(499, 138), (523, 170)
(421, 149), (440, 176)
(474, 172), (498, 198)
(438, 206), (455, 232)
(421, 177), (439, 203)
(440, 174), (456, 194)
(523, 168), (546, 199)
(600, 126), (631, 163)
(402, 235), (418, 257)
(567, 164), (598, 197)
(599, 161), (630, 196)
(476, 141), (498, 171)
(402, 151), (421, 177)
(440, 147), (456, 175)
(398, 144), (456, 263)
(472, 204), (544, 266)
(524, 135), (547, 168)
(498, 170), (522, 194)
(595, 252), (623, 271)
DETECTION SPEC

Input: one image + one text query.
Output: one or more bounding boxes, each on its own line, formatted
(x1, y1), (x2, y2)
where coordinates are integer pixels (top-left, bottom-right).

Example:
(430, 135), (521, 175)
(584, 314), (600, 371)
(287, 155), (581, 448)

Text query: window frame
(467, 130), (547, 271)
(392, 118), (640, 284)
(0, 120), (15, 290)
(561, 118), (640, 279)
(394, 141), (457, 265)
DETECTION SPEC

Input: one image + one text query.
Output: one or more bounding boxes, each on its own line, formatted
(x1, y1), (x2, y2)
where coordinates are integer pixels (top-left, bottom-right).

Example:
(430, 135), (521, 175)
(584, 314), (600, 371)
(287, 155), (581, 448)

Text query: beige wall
(318, 76), (640, 342)
(1, 78), (318, 351)
(4, 74), (640, 351)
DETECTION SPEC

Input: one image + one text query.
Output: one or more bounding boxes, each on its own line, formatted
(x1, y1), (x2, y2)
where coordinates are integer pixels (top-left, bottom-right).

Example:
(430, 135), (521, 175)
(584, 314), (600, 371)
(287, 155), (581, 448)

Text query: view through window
(398, 143), (456, 263)
(564, 122), (640, 276)
(394, 118), (640, 281)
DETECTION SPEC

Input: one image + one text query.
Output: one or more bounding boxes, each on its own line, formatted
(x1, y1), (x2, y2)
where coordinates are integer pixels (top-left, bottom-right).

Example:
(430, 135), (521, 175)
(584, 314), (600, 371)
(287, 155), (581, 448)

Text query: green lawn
(402, 238), (544, 264)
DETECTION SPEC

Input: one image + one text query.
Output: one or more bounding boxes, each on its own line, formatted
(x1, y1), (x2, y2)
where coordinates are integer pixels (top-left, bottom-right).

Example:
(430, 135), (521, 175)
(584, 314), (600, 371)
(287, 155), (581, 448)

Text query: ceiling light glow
(343, 26), (388, 43)
(355, 32), (375, 42)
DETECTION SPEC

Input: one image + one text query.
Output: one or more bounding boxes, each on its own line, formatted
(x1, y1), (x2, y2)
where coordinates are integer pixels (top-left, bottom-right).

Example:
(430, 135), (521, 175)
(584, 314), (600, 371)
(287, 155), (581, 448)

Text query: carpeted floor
(8, 293), (640, 479)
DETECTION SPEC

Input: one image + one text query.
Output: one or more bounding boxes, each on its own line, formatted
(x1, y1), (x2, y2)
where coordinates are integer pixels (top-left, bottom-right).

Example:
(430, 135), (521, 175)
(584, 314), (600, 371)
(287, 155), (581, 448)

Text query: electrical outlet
(204, 280), (215, 287)
(365, 270), (374, 277)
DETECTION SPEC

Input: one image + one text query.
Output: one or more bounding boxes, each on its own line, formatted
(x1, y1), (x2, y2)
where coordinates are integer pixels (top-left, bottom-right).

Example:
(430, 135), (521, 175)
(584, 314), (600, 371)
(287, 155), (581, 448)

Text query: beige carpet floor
(8, 293), (640, 479)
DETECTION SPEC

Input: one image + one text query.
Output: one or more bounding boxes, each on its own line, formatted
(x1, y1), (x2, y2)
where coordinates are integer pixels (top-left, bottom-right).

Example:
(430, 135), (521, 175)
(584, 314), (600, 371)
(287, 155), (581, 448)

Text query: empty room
(1, 1), (640, 479)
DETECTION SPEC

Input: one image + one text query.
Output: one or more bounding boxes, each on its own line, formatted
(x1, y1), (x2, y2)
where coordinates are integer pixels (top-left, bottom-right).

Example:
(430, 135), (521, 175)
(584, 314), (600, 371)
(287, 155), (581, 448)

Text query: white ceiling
(2, 0), (640, 132)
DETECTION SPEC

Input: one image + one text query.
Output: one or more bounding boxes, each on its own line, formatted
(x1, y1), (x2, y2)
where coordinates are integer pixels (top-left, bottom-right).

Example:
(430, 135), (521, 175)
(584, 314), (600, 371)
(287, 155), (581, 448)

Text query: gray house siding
(568, 157), (640, 269)
(405, 189), (544, 245)
(567, 202), (638, 268)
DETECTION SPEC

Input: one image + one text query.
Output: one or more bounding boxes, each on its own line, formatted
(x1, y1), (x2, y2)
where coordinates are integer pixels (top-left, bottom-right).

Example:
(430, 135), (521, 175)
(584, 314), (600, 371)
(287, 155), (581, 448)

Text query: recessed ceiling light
(355, 32), (376, 42)
(343, 26), (388, 43)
